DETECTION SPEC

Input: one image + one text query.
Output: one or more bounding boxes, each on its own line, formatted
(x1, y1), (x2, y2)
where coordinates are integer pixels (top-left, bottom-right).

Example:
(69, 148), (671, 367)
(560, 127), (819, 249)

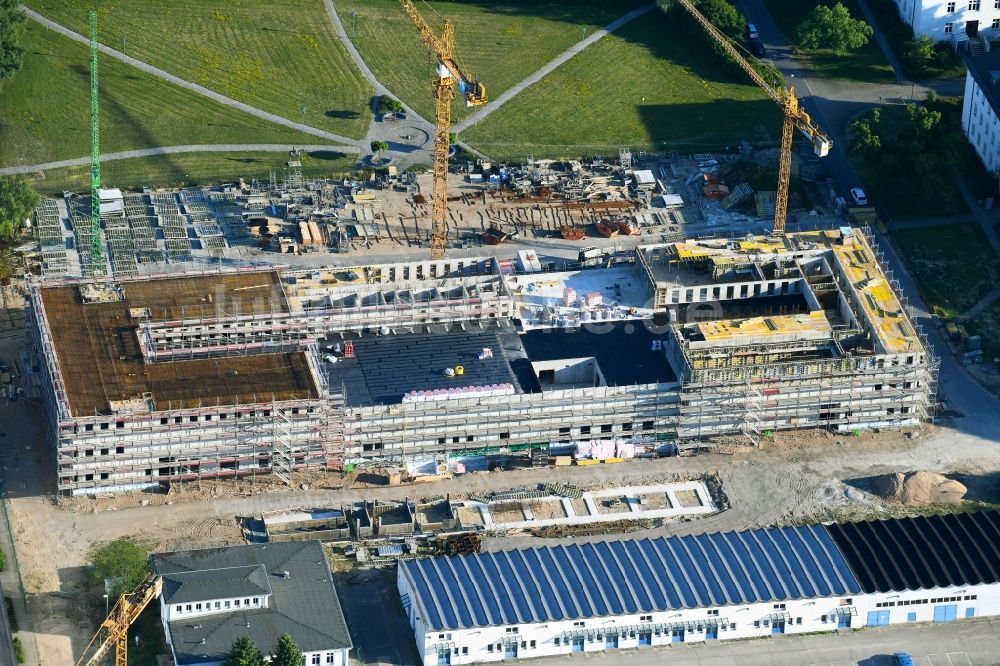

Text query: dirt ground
(527, 498), (567, 521)
(674, 489), (703, 509)
(638, 492), (672, 509)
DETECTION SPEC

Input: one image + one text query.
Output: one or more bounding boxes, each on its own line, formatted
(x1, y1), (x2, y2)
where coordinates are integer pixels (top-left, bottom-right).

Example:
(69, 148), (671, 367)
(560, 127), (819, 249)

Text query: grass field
(891, 223), (1000, 318)
(30, 150), (357, 194)
(333, 0), (644, 123)
(0, 22), (332, 168)
(26, 0), (372, 138)
(462, 9), (780, 160)
(762, 0), (894, 83)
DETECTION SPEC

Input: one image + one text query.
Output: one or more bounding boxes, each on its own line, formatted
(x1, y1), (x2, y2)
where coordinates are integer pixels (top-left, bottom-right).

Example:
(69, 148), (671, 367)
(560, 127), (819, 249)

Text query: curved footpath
(19, 5), (363, 147)
(0, 144), (358, 177)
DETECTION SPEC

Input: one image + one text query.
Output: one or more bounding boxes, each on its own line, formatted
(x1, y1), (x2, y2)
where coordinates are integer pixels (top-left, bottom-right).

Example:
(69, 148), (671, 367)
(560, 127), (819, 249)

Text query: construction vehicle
(400, 0), (487, 258)
(672, 0), (831, 236)
(76, 574), (162, 666)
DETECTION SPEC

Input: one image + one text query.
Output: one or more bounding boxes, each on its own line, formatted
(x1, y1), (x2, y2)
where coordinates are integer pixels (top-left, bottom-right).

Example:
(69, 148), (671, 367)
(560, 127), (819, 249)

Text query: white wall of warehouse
(398, 569), (1000, 665)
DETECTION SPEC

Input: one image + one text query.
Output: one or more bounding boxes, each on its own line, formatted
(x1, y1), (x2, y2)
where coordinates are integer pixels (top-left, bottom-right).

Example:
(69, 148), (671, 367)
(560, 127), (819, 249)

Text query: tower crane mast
(673, 0), (831, 236)
(76, 574), (162, 666)
(400, 0), (486, 258)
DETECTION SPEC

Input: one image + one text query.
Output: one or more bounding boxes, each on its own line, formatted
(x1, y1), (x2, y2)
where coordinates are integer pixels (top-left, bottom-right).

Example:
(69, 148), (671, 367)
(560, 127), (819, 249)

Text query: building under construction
(27, 228), (936, 495)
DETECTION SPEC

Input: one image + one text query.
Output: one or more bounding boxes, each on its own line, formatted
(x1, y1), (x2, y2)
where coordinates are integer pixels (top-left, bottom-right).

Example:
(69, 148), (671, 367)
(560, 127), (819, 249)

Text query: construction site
(24, 221), (936, 496)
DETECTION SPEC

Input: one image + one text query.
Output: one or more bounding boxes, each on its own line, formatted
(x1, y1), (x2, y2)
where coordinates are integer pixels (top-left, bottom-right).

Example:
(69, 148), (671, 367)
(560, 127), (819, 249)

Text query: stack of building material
(562, 287), (577, 306)
(721, 183), (754, 210)
(755, 191), (776, 217)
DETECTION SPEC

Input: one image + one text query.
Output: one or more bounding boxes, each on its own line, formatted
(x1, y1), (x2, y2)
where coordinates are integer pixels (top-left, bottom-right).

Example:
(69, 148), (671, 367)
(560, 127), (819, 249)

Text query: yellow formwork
(697, 311), (832, 342)
(830, 233), (912, 353)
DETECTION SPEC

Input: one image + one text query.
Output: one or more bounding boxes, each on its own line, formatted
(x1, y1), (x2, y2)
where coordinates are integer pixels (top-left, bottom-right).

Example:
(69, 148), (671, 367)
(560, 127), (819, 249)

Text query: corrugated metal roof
(825, 510), (1000, 593)
(399, 525), (860, 631)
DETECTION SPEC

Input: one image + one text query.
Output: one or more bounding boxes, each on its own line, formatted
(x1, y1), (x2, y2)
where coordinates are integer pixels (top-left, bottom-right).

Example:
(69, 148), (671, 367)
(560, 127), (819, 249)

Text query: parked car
(892, 653), (914, 666)
(745, 22), (759, 40)
(850, 187), (868, 206)
(749, 37), (766, 57)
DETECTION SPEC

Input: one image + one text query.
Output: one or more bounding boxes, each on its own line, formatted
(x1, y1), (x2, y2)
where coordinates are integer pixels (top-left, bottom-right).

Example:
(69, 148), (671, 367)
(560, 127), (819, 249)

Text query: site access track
(18, 5), (365, 148)
(0, 144), (360, 177)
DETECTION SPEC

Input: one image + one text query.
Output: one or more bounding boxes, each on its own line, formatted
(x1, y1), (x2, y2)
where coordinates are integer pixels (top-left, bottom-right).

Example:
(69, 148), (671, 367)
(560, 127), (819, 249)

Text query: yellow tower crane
(76, 574), (162, 666)
(674, 0), (832, 236)
(400, 0), (487, 258)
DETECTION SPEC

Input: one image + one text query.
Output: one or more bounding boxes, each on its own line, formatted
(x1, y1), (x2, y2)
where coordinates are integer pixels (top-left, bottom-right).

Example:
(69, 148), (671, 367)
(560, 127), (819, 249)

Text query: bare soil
(637, 492), (672, 509)
(674, 489), (703, 509)
(528, 499), (567, 521)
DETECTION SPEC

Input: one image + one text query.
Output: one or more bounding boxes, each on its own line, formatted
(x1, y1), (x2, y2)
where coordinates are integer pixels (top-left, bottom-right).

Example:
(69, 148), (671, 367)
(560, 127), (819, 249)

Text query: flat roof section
(519, 322), (678, 389)
(121, 271), (287, 322)
(695, 311), (833, 346)
(324, 328), (519, 407)
(39, 284), (317, 416)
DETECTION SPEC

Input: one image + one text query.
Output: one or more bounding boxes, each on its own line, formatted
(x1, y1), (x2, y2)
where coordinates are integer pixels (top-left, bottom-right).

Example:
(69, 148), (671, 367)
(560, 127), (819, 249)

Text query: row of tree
(224, 634), (306, 666)
(848, 98), (967, 199)
(1, 1), (35, 269)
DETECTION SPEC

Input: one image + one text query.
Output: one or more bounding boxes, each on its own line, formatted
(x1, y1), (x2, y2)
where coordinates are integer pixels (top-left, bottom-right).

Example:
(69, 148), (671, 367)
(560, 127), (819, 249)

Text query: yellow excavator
(76, 574), (162, 666)
(673, 0), (832, 236)
(400, 0), (487, 258)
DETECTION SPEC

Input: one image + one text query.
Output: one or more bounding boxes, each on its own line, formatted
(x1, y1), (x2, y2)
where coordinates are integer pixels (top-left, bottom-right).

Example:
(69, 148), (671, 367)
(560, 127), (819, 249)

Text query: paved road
(453, 2), (658, 132)
(0, 487), (35, 666)
(20, 6), (362, 147)
(0, 143), (359, 177)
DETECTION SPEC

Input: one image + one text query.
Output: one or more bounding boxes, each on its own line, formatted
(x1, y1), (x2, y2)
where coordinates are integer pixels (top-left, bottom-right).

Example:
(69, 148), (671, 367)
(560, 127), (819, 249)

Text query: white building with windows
(152, 541), (352, 666)
(894, 0), (1000, 41)
(963, 49), (1000, 178)
(397, 511), (1000, 665)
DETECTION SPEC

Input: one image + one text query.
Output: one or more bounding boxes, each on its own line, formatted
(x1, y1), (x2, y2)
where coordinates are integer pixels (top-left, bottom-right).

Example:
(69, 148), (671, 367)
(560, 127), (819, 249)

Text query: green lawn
(462, 9), (780, 160)
(0, 22), (334, 168)
(30, 150), (357, 194)
(333, 0), (644, 123)
(891, 223), (1000, 318)
(763, 0), (895, 82)
(26, 0), (372, 138)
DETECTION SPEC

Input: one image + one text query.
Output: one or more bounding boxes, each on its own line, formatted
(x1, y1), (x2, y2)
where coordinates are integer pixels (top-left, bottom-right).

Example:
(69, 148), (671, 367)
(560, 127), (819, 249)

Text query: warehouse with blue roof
(397, 511), (1000, 664)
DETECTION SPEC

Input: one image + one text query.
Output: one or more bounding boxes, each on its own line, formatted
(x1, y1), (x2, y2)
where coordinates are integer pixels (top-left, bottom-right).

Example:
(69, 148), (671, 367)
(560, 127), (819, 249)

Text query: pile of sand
(871, 471), (967, 506)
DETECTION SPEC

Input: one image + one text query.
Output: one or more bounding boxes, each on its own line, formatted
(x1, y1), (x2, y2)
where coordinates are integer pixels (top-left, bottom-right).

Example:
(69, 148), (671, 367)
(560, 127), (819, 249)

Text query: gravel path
(20, 6), (363, 147)
(453, 2), (658, 132)
(0, 143), (359, 176)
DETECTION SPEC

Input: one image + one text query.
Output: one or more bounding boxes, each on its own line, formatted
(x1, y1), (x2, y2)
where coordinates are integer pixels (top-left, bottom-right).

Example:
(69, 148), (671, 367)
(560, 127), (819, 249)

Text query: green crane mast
(89, 9), (104, 276)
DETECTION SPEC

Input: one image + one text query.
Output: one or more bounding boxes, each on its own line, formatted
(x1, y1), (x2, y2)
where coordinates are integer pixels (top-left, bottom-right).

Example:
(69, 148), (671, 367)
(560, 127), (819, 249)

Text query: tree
(693, 0), (743, 39)
(795, 2), (873, 55)
(88, 538), (149, 598)
(222, 636), (265, 666)
(847, 107), (881, 161)
(369, 140), (389, 158)
(271, 634), (305, 666)
(0, 176), (37, 242)
(0, 0), (26, 82)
